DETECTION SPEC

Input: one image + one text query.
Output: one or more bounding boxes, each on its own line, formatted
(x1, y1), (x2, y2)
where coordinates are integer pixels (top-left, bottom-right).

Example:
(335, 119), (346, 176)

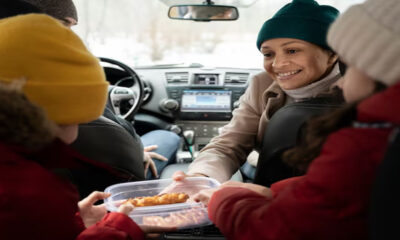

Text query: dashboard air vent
(224, 72), (249, 85)
(165, 72), (189, 84)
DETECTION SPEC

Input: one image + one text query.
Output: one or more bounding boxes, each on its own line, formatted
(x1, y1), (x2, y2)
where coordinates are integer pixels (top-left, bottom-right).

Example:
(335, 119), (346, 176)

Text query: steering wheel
(99, 57), (144, 121)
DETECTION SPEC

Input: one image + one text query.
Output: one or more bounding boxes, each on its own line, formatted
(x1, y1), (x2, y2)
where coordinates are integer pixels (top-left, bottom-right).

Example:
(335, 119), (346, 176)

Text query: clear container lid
(104, 177), (220, 229)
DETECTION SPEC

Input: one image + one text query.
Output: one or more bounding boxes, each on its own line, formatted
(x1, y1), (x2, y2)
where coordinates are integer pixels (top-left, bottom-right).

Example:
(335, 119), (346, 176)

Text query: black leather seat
(70, 116), (145, 198)
(369, 127), (400, 240)
(254, 97), (342, 187)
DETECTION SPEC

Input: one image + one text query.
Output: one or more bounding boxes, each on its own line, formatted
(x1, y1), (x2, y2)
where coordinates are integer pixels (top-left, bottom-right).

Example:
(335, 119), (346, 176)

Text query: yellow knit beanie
(0, 14), (108, 124)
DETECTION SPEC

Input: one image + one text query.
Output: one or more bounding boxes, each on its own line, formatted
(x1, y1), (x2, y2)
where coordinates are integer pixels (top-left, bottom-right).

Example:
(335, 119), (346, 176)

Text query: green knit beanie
(256, 0), (339, 50)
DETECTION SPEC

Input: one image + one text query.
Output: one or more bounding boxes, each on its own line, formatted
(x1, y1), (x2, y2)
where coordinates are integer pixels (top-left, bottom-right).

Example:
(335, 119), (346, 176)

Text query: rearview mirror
(168, 5), (239, 21)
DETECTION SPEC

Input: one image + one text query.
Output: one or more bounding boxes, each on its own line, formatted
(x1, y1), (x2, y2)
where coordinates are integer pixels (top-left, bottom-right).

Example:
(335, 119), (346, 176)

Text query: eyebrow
(261, 40), (303, 50)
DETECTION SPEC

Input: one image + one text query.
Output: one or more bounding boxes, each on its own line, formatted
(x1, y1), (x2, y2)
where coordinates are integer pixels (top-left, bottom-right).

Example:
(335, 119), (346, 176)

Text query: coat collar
(262, 81), (287, 119)
(262, 70), (343, 107)
(261, 77), (343, 119)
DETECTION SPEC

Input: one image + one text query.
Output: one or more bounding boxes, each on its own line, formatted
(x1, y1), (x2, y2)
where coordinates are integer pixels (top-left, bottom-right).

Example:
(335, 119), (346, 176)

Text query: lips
(276, 70), (302, 81)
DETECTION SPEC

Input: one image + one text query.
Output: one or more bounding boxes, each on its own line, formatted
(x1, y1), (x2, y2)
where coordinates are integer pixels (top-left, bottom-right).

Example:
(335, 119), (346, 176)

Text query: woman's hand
(172, 171), (214, 206)
(143, 145), (168, 178)
(172, 170), (207, 181)
(78, 191), (110, 228)
(158, 171), (208, 196)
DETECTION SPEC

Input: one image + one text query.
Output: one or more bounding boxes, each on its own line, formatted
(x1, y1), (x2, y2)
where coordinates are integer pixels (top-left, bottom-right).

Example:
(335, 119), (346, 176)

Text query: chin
(62, 136), (78, 145)
(278, 82), (299, 90)
(280, 79), (312, 90)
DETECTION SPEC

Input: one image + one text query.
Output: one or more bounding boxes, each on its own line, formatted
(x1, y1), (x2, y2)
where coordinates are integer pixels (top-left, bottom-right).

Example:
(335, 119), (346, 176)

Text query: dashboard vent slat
(166, 72), (189, 84)
(224, 72), (249, 85)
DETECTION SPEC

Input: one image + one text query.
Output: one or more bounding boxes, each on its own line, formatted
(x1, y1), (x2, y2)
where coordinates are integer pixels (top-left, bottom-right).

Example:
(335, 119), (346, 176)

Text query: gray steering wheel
(100, 57), (144, 120)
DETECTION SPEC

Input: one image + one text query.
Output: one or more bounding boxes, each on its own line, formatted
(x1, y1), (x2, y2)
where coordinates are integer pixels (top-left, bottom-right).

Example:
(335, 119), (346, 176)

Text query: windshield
(73, 0), (363, 69)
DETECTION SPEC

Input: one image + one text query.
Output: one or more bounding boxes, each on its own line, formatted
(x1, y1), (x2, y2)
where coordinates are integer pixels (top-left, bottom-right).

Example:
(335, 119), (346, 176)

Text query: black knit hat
(21, 0), (77, 21)
(0, 0), (42, 19)
(256, 0), (339, 50)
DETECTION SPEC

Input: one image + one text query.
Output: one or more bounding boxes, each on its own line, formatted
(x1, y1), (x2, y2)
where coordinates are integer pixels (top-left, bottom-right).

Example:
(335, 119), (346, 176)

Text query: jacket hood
(0, 83), (56, 150)
(357, 81), (400, 125)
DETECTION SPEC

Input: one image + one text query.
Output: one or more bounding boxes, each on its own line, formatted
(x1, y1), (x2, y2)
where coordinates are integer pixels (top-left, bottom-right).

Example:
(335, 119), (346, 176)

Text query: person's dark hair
(338, 60), (347, 75)
(0, 0), (42, 19)
(283, 81), (387, 173)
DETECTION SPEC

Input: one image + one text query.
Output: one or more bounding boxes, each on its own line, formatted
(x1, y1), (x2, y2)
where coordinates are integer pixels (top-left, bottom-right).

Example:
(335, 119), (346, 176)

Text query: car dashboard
(132, 65), (263, 157)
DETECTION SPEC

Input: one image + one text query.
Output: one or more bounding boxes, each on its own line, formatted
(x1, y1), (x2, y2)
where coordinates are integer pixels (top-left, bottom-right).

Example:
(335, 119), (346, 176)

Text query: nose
(61, 17), (78, 28)
(272, 54), (290, 69)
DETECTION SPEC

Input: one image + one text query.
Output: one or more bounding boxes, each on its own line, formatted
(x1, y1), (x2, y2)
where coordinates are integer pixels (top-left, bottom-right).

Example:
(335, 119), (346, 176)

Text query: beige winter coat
(188, 72), (287, 183)
(188, 69), (342, 183)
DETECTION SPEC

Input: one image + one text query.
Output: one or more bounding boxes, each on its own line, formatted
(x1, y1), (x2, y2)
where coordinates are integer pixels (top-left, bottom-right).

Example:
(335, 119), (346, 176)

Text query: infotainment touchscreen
(181, 90), (231, 112)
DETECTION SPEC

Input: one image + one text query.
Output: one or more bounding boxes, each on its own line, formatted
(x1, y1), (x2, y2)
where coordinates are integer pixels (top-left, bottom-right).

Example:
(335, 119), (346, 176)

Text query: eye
(263, 52), (273, 58)
(287, 49), (298, 54)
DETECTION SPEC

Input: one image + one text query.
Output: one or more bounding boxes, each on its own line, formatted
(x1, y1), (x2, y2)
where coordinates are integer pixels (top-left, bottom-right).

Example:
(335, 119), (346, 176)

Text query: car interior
(66, 0), (369, 239)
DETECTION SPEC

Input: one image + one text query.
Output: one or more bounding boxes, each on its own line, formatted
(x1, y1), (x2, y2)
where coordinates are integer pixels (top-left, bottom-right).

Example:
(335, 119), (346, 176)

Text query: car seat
(254, 97), (342, 187)
(70, 115), (145, 198)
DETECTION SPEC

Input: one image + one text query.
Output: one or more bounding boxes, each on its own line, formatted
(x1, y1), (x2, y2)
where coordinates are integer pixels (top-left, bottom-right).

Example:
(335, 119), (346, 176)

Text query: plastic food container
(104, 177), (220, 229)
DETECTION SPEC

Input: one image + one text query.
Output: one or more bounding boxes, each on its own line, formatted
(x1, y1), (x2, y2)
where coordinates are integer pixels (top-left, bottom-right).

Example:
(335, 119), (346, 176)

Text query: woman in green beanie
(174, 0), (343, 183)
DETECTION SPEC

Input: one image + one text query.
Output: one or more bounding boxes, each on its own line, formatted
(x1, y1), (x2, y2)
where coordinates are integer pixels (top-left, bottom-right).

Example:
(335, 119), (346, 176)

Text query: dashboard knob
(169, 125), (182, 135)
(160, 99), (179, 112)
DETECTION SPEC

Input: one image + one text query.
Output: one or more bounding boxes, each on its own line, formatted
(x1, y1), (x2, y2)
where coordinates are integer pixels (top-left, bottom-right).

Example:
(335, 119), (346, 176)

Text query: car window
(73, 0), (363, 69)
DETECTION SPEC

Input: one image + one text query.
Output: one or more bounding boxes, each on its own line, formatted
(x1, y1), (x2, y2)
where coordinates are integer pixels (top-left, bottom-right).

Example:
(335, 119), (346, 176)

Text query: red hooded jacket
(0, 88), (144, 240)
(208, 82), (400, 240)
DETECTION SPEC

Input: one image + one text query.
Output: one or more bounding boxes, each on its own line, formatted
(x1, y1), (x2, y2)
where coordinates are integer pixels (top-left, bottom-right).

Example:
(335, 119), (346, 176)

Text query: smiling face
(260, 38), (338, 90)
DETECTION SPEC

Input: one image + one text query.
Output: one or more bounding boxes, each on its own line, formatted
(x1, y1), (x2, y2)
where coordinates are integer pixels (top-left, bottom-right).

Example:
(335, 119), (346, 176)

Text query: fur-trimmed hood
(0, 83), (56, 150)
